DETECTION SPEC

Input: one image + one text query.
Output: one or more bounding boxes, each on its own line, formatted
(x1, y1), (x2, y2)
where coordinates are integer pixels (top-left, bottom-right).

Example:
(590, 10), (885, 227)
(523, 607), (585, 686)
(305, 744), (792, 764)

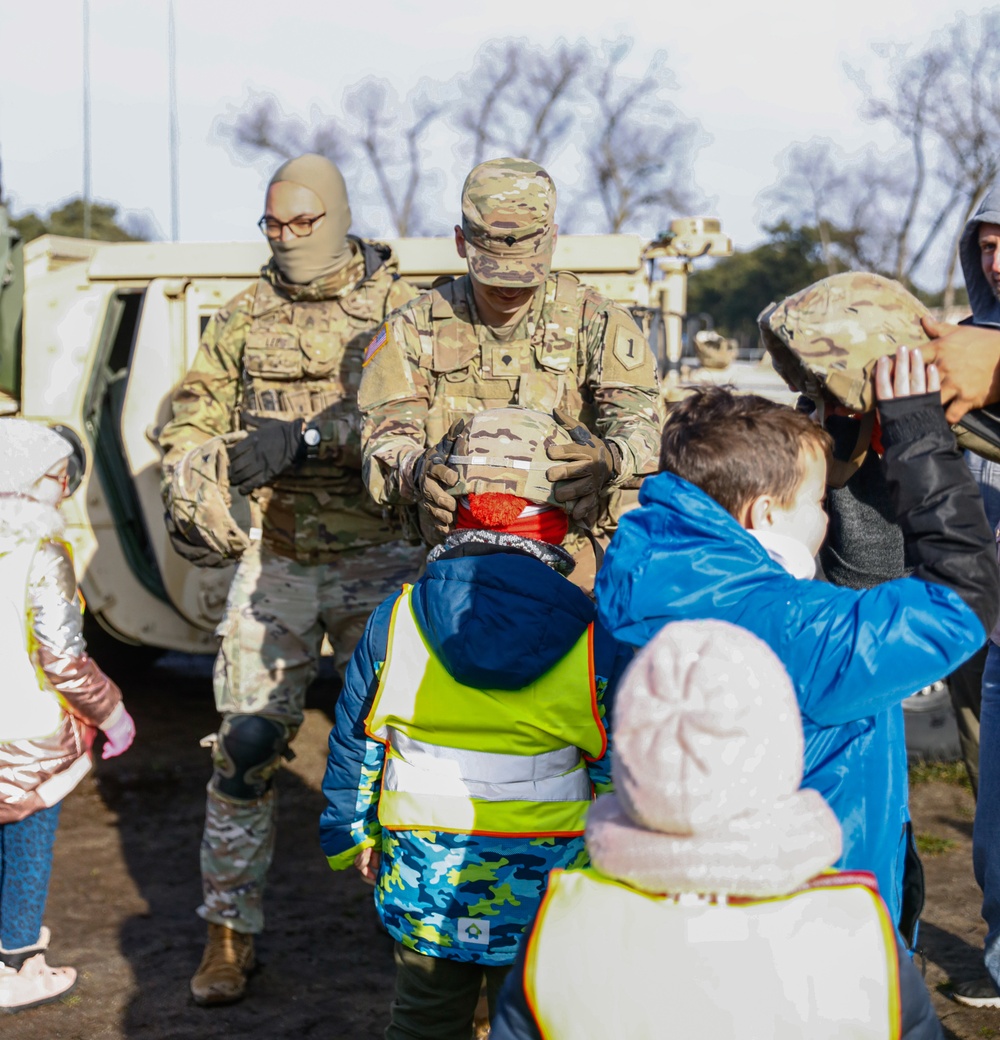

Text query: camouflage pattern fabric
(198, 539), (426, 933)
(447, 407), (576, 506)
(164, 433), (252, 566)
(460, 157), (557, 287)
(346, 674), (612, 967)
(358, 272), (663, 539)
(757, 272), (931, 414)
(158, 239), (418, 565)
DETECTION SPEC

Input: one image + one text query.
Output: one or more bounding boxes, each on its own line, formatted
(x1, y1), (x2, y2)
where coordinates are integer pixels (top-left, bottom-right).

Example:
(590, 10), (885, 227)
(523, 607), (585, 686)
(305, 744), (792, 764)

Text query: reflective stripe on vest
(0, 543), (64, 742)
(366, 586), (605, 837)
(524, 868), (901, 1040)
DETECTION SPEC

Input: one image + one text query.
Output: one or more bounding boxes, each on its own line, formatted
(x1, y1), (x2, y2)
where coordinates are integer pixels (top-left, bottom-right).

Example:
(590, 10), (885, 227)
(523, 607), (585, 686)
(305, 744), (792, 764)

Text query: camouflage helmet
(758, 271), (1000, 466)
(447, 407), (573, 508)
(164, 434), (252, 568)
(758, 272), (930, 413)
(460, 157), (557, 287)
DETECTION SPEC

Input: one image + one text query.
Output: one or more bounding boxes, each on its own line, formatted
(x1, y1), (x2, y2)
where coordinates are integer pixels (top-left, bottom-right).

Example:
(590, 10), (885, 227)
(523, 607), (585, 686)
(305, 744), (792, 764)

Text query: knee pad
(211, 715), (291, 801)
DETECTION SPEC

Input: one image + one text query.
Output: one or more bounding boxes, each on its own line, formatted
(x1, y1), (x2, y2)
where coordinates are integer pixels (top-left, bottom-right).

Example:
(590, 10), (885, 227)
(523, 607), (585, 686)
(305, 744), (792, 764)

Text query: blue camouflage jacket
(595, 396), (998, 933)
(320, 542), (631, 965)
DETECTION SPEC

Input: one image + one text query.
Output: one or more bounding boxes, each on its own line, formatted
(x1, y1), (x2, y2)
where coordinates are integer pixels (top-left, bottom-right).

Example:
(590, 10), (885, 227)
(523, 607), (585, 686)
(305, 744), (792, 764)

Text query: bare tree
(582, 43), (702, 234)
(452, 39), (587, 169)
(215, 38), (704, 238)
(215, 85), (440, 235)
(765, 10), (1000, 296)
(342, 79), (442, 236)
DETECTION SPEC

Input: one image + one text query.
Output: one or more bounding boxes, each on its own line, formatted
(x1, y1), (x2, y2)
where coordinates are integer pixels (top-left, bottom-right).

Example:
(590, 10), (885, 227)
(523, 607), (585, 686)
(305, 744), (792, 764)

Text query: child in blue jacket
(595, 348), (998, 943)
(320, 408), (632, 1040)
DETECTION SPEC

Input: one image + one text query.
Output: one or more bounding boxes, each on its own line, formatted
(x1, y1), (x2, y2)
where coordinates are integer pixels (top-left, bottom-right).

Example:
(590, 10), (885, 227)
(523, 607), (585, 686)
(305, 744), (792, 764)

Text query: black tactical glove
(546, 410), (619, 525)
(412, 420), (465, 535)
(228, 419), (305, 495)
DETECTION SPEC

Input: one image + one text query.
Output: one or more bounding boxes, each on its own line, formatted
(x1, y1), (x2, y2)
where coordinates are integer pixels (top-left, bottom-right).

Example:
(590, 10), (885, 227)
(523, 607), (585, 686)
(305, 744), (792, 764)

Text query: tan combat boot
(190, 923), (255, 1007)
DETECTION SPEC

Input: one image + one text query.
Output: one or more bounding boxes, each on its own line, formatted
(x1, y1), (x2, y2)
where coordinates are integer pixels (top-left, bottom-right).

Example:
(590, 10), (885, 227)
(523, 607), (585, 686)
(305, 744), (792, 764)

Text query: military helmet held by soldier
(447, 407), (575, 508)
(164, 434), (254, 568)
(460, 158), (557, 288)
(758, 270), (1000, 462)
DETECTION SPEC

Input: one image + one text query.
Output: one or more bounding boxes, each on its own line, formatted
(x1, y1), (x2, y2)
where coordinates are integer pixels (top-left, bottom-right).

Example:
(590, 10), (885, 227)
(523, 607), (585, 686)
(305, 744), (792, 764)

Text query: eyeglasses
(257, 213), (326, 240)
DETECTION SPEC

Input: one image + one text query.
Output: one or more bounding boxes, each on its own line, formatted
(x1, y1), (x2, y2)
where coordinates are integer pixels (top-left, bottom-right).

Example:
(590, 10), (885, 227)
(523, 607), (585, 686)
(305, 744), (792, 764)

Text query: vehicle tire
(83, 613), (166, 678)
(902, 680), (962, 763)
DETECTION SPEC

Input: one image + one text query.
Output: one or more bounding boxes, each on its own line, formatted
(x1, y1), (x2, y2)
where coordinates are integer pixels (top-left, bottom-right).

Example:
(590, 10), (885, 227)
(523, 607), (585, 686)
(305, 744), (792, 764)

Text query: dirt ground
(9, 649), (1000, 1040)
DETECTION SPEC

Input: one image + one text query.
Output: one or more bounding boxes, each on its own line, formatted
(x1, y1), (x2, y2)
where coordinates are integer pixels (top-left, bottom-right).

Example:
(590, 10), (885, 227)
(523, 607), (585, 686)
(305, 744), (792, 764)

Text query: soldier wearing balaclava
(266, 153), (353, 285)
(157, 155), (425, 1007)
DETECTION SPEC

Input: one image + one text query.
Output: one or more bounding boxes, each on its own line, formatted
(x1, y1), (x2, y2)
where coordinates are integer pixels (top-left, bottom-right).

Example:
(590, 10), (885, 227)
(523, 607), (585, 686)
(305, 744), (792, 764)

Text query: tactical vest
(365, 585), (606, 836)
(524, 868), (901, 1040)
(0, 543), (64, 742)
(240, 257), (399, 490)
(413, 272), (597, 444)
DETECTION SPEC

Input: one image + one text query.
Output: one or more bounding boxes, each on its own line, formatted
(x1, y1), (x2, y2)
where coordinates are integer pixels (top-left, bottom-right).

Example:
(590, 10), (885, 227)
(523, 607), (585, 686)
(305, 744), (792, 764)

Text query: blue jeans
(0, 803), (62, 950)
(976, 642), (1000, 987)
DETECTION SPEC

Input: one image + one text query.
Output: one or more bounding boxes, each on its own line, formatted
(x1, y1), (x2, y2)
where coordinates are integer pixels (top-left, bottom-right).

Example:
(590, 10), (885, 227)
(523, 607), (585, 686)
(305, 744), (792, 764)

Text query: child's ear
(743, 494), (773, 531)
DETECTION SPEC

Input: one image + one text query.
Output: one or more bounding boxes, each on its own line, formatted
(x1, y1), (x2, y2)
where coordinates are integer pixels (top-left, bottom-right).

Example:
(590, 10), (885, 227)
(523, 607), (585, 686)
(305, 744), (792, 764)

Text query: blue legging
(0, 803), (62, 951)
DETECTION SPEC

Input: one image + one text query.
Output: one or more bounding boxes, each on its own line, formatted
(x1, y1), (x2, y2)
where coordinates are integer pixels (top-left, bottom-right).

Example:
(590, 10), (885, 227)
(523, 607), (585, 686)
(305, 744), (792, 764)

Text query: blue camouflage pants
(0, 803), (62, 951)
(198, 540), (425, 934)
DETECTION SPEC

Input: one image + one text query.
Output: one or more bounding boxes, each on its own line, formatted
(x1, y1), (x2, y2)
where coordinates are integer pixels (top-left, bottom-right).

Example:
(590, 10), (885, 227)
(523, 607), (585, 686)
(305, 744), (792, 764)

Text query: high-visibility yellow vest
(365, 585), (607, 837)
(0, 543), (63, 742)
(523, 868), (901, 1040)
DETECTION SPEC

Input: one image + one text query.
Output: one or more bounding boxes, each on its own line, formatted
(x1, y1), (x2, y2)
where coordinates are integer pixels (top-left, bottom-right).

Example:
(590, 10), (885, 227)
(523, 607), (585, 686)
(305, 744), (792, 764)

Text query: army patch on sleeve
(363, 323), (389, 367)
(612, 320), (645, 371)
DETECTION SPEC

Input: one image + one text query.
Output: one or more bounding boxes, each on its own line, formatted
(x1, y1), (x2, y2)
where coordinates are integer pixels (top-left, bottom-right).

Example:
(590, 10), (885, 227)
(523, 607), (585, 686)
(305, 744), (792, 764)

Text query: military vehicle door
(121, 276), (254, 635)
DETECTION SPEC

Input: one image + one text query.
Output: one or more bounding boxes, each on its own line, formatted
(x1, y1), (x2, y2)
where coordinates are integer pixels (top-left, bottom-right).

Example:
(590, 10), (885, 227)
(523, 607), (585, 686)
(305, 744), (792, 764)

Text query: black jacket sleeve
(880, 392), (1000, 637)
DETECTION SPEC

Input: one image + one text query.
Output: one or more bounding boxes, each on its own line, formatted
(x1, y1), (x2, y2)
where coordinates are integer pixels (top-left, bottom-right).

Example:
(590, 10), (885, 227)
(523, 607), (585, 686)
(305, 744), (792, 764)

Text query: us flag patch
(363, 323), (388, 367)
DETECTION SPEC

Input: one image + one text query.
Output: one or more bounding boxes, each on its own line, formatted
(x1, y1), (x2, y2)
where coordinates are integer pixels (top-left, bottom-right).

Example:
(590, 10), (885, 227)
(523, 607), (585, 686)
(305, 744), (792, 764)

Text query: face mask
(266, 154), (353, 284)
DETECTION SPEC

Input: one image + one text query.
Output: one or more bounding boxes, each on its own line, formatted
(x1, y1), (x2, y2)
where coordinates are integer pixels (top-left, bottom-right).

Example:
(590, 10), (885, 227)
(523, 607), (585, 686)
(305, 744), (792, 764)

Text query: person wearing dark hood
(319, 408), (631, 1040)
(934, 192), (1000, 1009)
(158, 154), (426, 1007)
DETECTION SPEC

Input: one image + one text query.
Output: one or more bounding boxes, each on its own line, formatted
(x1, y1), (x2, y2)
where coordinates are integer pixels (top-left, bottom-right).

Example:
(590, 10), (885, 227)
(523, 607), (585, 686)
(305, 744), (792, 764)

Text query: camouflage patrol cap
(758, 272), (930, 413)
(447, 407), (573, 508)
(164, 434), (252, 568)
(460, 158), (557, 287)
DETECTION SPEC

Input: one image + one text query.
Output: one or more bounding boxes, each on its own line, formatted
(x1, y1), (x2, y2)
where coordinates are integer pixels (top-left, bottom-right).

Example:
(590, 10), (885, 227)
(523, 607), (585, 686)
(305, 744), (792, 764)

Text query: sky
(0, 0), (987, 255)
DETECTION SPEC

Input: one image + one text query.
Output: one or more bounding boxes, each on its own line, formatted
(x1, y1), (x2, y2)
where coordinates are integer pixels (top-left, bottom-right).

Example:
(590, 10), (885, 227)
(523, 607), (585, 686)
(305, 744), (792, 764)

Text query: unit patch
(612, 322), (645, 371)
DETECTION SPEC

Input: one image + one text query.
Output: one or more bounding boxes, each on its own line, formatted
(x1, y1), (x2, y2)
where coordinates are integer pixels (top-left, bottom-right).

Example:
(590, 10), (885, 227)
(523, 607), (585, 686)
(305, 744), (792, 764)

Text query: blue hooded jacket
(320, 544), (631, 965)
(595, 400), (996, 929)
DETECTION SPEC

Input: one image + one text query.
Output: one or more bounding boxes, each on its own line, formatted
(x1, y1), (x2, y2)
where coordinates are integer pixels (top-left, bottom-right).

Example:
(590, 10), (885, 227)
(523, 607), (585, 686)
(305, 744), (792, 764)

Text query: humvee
(2, 214), (807, 655)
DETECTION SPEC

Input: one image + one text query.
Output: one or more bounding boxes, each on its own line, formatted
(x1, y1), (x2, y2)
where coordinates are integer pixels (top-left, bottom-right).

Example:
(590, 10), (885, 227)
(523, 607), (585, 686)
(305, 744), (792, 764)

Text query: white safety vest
(365, 586), (607, 837)
(524, 868), (900, 1040)
(0, 543), (64, 742)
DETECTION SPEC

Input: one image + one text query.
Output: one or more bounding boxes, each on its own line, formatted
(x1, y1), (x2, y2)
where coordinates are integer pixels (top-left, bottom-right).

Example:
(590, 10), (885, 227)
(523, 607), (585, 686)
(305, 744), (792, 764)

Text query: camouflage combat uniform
(358, 271), (664, 535)
(159, 238), (425, 934)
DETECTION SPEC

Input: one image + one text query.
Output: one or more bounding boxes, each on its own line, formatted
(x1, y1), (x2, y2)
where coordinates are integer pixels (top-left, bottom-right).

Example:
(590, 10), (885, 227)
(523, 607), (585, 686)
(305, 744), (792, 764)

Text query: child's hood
(0, 495), (64, 554)
(410, 549), (596, 690)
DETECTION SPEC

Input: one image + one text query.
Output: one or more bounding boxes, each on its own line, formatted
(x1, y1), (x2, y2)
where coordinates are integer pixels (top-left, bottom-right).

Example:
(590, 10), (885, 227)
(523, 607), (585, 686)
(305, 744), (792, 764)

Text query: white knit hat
(586, 619), (842, 896)
(0, 418), (73, 496)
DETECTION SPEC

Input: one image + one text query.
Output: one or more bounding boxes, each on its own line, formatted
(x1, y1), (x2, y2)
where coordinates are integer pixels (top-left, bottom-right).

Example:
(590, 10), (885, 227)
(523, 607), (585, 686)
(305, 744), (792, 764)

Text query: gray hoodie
(959, 190), (1000, 328)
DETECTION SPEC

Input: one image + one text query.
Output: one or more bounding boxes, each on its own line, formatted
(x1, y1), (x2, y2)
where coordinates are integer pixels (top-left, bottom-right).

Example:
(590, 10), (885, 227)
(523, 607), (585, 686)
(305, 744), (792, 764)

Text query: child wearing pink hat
(491, 620), (942, 1040)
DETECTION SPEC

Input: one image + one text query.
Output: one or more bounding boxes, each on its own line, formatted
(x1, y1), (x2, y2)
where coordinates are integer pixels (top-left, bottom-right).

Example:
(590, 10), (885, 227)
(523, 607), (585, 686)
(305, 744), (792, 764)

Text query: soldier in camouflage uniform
(357, 157), (664, 588)
(320, 407), (633, 1040)
(157, 154), (426, 1007)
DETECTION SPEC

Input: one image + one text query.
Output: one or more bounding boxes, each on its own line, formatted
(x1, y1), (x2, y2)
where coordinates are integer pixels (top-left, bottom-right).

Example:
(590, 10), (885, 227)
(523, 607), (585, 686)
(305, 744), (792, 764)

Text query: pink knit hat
(586, 619), (842, 896)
